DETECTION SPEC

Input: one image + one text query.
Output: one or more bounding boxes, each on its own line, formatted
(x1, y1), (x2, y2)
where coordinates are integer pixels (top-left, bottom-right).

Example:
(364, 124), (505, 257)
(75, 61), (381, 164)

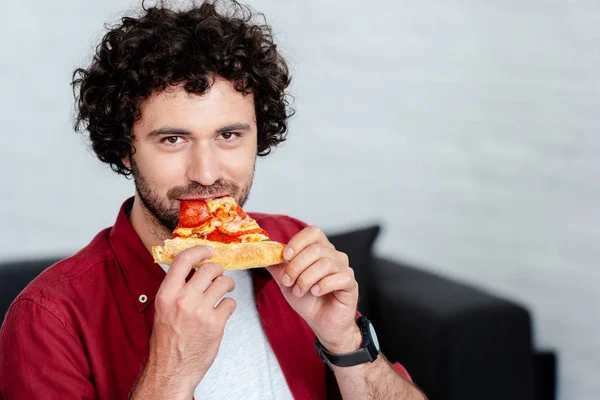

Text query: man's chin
(157, 212), (179, 233)
(135, 197), (177, 232)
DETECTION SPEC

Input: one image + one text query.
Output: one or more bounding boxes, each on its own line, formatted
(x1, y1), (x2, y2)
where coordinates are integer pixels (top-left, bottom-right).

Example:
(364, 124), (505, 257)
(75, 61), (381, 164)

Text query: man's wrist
(131, 360), (196, 400)
(318, 324), (363, 354)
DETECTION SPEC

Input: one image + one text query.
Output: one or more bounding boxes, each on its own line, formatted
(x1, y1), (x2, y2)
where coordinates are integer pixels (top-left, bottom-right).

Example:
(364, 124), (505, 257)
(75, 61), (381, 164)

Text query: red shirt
(0, 198), (414, 399)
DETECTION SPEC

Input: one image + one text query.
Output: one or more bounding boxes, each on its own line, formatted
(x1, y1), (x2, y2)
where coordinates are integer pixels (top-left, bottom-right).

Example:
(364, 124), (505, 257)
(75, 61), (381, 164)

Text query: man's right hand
(131, 245), (236, 400)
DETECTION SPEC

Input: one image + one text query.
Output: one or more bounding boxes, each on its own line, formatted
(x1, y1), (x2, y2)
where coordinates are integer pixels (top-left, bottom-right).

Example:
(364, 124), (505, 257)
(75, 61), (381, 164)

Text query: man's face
(125, 77), (258, 231)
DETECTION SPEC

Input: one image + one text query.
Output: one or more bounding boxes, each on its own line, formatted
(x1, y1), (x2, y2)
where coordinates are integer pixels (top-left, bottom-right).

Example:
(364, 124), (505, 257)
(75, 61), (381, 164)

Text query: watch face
(368, 322), (380, 351)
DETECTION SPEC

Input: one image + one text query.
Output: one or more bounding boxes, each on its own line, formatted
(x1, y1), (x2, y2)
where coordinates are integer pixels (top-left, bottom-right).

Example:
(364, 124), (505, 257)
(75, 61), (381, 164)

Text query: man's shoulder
(14, 228), (116, 310)
(248, 213), (308, 243)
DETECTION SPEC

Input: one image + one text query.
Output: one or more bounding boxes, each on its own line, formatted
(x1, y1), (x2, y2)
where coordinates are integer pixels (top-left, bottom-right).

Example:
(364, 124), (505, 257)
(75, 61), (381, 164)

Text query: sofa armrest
(369, 257), (536, 400)
(0, 258), (60, 325)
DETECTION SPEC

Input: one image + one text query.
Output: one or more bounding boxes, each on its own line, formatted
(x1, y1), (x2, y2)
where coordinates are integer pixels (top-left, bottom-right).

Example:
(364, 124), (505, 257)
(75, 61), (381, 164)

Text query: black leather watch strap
(315, 317), (380, 369)
(316, 343), (376, 367)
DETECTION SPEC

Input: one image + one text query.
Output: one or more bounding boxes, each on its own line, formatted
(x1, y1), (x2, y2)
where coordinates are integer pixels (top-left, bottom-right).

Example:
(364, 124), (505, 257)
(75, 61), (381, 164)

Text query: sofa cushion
(327, 225), (381, 316)
(370, 256), (536, 400)
(0, 257), (61, 324)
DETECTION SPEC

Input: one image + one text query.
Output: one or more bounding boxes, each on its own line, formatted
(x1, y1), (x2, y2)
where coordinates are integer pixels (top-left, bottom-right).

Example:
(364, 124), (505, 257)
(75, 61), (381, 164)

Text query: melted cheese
(173, 219), (220, 238)
(206, 196), (237, 214)
(223, 215), (261, 232)
(238, 233), (270, 243)
(173, 227), (194, 237)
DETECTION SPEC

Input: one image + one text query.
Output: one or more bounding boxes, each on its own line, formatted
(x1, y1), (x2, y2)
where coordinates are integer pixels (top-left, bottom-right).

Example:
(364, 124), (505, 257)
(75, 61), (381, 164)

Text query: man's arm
(333, 354), (425, 399)
(266, 224), (426, 400)
(0, 299), (96, 399)
(326, 326), (425, 400)
(130, 247), (236, 400)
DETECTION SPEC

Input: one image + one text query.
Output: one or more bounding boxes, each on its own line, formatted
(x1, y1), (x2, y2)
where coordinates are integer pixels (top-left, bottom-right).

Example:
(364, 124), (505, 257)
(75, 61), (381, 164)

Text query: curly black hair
(72, 0), (293, 177)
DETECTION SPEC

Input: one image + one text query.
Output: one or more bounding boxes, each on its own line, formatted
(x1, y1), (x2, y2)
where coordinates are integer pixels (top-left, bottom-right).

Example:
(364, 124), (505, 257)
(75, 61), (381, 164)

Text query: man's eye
(219, 132), (240, 141)
(163, 136), (181, 145)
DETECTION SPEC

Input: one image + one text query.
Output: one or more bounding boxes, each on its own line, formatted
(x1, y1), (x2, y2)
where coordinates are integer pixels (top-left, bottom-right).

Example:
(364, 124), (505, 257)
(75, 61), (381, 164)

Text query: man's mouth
(175, 194), (230, 201)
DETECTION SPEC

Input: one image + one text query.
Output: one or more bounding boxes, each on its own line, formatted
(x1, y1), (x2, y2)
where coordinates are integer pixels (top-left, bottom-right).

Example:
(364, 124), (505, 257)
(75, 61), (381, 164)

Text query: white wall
(1, 1), (599, 399)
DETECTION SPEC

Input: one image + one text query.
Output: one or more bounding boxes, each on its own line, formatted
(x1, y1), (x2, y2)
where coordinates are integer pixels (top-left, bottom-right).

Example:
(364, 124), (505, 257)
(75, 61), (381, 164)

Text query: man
(0, 2), (424, 399)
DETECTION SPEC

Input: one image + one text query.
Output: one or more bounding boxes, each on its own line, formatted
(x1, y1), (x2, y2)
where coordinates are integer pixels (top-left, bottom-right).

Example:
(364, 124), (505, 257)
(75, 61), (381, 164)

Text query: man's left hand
(267, 225), (361, 354)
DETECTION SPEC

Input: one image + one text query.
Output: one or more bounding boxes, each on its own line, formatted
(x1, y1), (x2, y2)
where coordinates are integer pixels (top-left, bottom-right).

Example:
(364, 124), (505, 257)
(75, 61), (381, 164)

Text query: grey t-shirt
(159, 265), (293, 399)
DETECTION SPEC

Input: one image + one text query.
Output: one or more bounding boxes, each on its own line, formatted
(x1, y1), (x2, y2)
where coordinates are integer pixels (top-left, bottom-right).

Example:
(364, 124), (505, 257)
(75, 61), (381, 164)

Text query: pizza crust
(152, 237), (285, 270)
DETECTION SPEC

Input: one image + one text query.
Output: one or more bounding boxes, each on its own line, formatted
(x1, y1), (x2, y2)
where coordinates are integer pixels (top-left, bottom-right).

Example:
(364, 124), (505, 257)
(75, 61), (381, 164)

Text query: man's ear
(122, 155), (131, 170)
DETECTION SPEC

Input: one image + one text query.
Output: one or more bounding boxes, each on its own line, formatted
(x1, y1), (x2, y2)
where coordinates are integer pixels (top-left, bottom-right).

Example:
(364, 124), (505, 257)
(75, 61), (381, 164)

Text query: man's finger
(161, 245), (214, 290)
(283, 225), (334, 262)
(203, 275), (235, 306)
(310, 271), (357, 304)
(214, 297), (237, 323)
(265, 262), (289, 286)
(283, 244), (339, 288)
(185, 262), (224, 294)
(293, 257), (339, 297)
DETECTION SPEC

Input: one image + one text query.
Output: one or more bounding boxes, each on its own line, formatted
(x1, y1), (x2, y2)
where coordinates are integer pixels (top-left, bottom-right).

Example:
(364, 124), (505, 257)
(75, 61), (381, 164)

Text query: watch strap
(316, 341), (376, 367)
(314, 317), (380, 369)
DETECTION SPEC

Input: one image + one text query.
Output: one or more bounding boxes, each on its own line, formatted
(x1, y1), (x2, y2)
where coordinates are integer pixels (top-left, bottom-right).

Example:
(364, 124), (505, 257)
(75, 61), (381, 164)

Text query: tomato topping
(236, 205), (247, 219)
(206, 229), (238, 244)
(177, 200), (211, 228)
(205, 227), (268, 243)
(214, 207), (230, 221)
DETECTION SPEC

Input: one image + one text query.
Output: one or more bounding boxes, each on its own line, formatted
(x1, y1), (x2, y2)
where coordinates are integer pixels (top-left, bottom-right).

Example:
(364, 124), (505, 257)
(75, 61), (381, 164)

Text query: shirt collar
(109, 197), (166, 312)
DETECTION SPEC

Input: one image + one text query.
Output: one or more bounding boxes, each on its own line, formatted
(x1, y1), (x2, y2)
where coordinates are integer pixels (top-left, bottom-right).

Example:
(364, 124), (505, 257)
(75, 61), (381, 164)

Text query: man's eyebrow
(147, 127), (193, 137)
(216, 123), (252, 133)
(147, 123), (251, 137)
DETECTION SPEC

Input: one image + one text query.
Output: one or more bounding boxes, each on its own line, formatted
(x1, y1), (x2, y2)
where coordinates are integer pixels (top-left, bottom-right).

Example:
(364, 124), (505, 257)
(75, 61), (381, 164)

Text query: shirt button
(139, 294), (148, 303)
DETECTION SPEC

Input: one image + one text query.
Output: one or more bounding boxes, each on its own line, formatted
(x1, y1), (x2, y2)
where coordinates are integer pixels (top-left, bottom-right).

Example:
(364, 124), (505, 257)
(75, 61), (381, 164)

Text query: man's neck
(129, 194), (172, 253)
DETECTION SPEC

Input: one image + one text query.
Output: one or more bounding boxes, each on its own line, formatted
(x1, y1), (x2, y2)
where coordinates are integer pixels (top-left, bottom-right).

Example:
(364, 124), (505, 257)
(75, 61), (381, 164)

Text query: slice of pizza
(152, 195), (285, 270)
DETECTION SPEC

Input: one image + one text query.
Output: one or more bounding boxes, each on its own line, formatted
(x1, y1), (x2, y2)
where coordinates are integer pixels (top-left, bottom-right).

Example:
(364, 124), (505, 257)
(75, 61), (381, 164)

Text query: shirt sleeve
(0, 299), (96, 399)
(392, 361), (412, 381)
(391, 362), (428, 399)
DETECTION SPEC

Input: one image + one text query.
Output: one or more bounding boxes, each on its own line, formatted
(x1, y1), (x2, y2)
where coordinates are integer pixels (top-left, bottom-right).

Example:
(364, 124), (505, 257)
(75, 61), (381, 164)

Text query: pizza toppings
(173, 196), (270, 244)
(152, 195), (285, 270)
(206, 227), (269, 244)
(177, 200), (211, 228)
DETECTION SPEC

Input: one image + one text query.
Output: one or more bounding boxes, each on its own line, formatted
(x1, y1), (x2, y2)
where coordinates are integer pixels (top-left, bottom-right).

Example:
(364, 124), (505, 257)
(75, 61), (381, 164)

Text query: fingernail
(293, 285), (301, 297)
(284, 247), (294, 261)
(282, 274), (292, 287)
(311, 285), (320, 295)
(204, 246), (214, 255)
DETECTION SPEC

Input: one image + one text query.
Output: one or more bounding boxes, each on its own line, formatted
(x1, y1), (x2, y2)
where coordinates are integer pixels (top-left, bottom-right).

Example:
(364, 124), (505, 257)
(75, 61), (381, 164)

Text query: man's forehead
(135, 80), (256, 134)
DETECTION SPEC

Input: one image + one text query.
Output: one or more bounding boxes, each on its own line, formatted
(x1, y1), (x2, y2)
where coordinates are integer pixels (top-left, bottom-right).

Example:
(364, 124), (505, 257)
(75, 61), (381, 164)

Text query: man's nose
(186, 143), (221, 186)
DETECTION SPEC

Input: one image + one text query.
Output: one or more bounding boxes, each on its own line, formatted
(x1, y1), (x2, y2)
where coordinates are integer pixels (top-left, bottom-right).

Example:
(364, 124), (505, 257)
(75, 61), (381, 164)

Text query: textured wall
(1, 1), (599, 399)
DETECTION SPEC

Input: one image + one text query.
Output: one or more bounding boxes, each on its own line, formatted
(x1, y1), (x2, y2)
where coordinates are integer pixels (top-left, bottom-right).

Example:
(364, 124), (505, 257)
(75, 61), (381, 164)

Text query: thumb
(265, 262), (288, 287)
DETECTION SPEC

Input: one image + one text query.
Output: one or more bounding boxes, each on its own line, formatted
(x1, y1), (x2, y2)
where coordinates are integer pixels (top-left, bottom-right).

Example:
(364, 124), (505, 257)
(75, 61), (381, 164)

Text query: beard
(130, 157), (254, 233)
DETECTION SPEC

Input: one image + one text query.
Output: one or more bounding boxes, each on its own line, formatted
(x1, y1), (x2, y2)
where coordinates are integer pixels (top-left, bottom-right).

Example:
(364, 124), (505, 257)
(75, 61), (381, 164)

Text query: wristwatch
(315, 316), (381, 369)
